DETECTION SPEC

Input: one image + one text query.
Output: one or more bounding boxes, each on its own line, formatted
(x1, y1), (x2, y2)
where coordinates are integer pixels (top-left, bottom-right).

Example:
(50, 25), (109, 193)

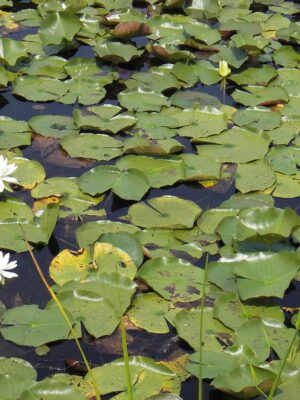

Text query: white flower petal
(3, 176), (18, 184)
(0, 179), (5, 192)
(0, 270), (18, 279)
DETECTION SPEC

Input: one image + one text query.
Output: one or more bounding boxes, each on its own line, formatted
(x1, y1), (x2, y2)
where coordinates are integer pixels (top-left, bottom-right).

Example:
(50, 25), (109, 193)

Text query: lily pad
(29, 115), (79, 138)
(127, 196), (202, 229)
(235, 159), (276, 193)
(87, 356), (180, 398)
(39, 11), (83, 46)
(138, 257), (204, 302)
(197, 128), (271, 163)
(94, 41), (143, 63)
(116, 155), (185, 188)
(13, 76), (68, 102)
(60, 133), (123, 161)
(0, 305), (72, 347)
(118, 87), (170, 112)
(0, 358), (37, 400)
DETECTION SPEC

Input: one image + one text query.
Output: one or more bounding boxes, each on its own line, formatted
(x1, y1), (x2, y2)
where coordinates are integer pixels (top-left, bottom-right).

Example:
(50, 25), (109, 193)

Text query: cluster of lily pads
(0, 0), (300, 399)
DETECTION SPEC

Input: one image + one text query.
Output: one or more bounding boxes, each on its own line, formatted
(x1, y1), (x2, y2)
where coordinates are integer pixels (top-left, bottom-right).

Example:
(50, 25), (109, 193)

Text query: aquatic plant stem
(26, 242), (101, 400)
(116, 269), (134, 400)
(198, 254), (209, 400)
(267, 312), (300, 400)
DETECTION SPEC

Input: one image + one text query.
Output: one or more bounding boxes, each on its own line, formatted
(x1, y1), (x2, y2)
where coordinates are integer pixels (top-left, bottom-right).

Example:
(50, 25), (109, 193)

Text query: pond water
(0, 1), (300, 400)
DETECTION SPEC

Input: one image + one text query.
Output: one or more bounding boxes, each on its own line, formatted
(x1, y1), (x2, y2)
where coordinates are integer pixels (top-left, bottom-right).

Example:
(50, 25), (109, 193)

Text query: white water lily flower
(0, 251), (18, 284)
(0, 155), (18, 192)
(218, 60), (231, 78)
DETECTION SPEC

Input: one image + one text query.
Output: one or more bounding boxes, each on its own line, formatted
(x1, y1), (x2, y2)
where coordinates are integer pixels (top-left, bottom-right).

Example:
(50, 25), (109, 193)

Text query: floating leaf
(12, 157), (45, 189)
(13, 76), (68, 102)
(76, 221), (140, 249)
(117, 155), (185, 188)
(128, 196), (202, 229)
(213, 292), (284, 331)
(232, 85), (289, 107)
(118, 87), (170, 112)
(87, 356), (180, 398)
(235, 159), (276, 193)
(128, 292), (178, 334)
(0, 305), (72, 347)
(197, 128), (271, 163)
(174, 308), (231, 351)
(51, 273), (136, 338)
(20, 378), (85, 400)
(138, 257), (204, 302)
(94, 41), (143, 63)
(232, 107), (281, 131)
(29, 115), (79, 138)
(73, 106), (137, 134)
(39, 12), (83, 46)
(60, 133), (122, 161)
(0, 358), (37, 400)
(49, 248), (93, 286)
(0, 117), (31, 150)
(99, 232), (144, 268)
(0, 37), (27, 66)
(79, 165), (150, 201)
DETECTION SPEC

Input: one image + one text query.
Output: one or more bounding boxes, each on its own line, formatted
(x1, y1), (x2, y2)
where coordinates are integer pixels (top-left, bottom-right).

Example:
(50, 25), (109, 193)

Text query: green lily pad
(29, 115), (79, 138)
(172, 107), (228, 139)
(94, 41), (143, 63)
(73, 106), (137, 134)
(20, 379), (85, 400)
(116, 155), (185, 188)
(267, 146), (298, 175)
(213, 292), (284, 331)
(233, 251), (299, 299)
(0, 37), (27, 66)
(229, 65), (277, 85)
(51, 273), (136, 338)
(273, 45), (300, 67)
(76, 220), (140, 249)
(212, 363), (275, 398)
(22, 55), (67, 79)
(137, 256), (204, 302)
(0, 358), (37, 400)
(93, 242), (137, 279)
(59, 78), (106, 105)
(174, 307), (231, 351)
(232, 107), (282, 131)
(181, 154), (221, 181)
(0, 202), (59, 252)
(235, 159), (276, 193)
(0, 305), (72, 347)
(60, 133), (123, 161)
(197, 128), (271, 163)
(13, 76), (68, 102)
(12, 157), (46, 189)
(39, 11), (83, 46)
(272, 173), (300, 198)
(87, 356), (180, 398)
(128, 196), (202, 229)
(99, 232), (144, 268)
(118, 87), (170, 112)
(0, 117), (31, 150)
(127, 292), (178, 333)
(232, 85), (289, 107)
(79, 165), (150, 201)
